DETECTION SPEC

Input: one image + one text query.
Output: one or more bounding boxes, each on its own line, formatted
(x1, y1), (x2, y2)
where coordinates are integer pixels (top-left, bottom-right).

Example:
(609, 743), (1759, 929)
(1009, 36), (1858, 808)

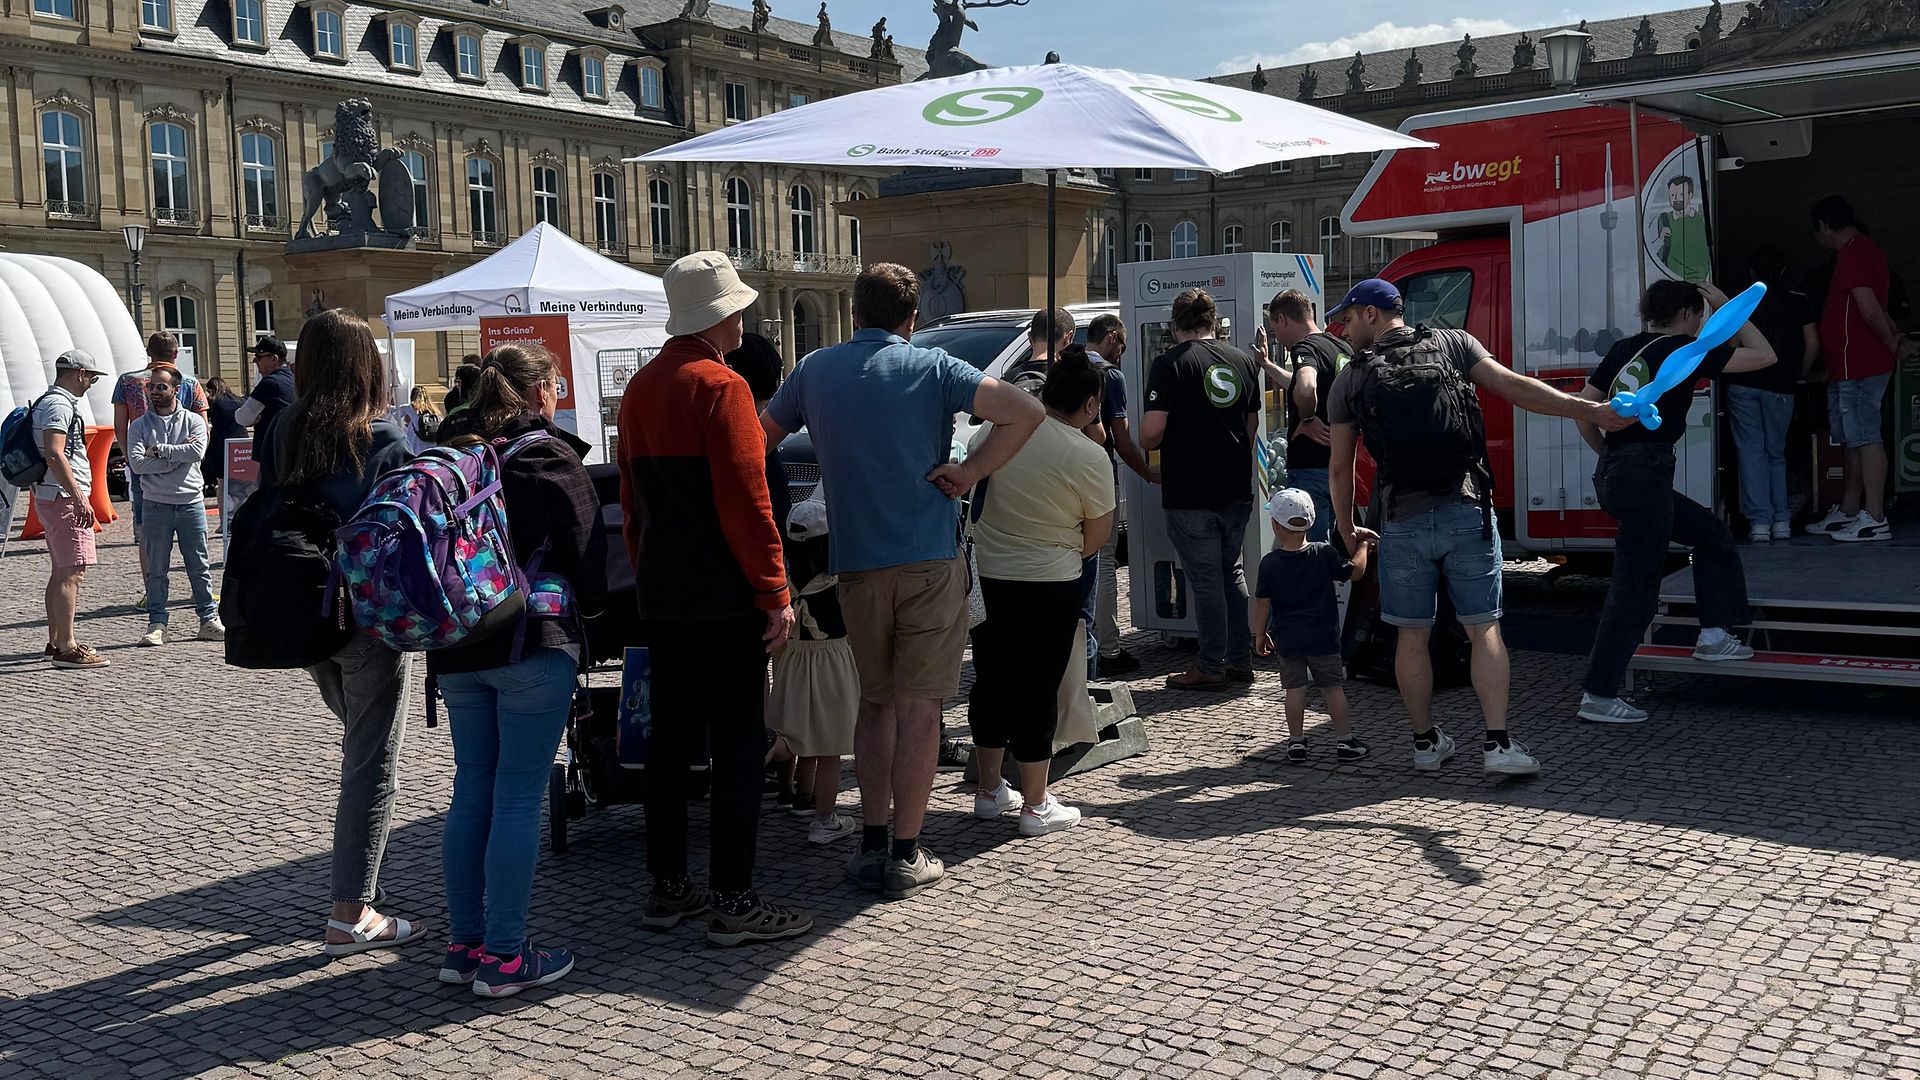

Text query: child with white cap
(1250, 488), (1369, 764)
(766, 485), (861, 845)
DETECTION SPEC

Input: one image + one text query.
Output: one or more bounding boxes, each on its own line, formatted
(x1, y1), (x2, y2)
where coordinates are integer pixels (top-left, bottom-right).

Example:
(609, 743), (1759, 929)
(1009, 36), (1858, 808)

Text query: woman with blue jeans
(1724, 247), (1819, 543)
(428, 344), (607, 998)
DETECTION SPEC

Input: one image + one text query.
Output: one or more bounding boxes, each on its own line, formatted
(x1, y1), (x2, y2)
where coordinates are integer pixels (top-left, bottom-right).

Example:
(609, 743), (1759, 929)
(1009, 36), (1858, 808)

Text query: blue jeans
(1288, 467), (1333, 543)
(1827, 373), (1890, 448)
(439, 648), (575, 955)
(139, 499), (216, 625)
(1726, 385), (1794, 529)
(1378, 500), (1503, 629)
(128, 472), (144, 528)
(1165, 500), (1254, 673)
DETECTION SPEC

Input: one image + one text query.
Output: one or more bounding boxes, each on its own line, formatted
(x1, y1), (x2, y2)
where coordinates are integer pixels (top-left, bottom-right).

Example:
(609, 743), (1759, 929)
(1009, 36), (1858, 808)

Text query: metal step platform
(1629, 533), (1920, 690)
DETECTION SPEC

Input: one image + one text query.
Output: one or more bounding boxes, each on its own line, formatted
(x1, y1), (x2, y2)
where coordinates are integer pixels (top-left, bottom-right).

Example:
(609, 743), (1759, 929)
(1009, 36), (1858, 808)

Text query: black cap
(253, 335), (287, 360)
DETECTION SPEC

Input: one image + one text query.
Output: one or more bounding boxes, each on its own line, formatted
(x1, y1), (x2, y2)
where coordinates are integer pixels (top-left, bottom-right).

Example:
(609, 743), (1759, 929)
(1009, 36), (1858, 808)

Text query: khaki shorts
(1277, 653), (1345, 690)
(838, 556), (969, 704)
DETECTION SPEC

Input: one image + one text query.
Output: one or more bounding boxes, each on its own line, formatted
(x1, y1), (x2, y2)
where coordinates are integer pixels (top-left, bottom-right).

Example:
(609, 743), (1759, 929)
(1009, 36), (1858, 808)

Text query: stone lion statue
(295, 99), (415, 242)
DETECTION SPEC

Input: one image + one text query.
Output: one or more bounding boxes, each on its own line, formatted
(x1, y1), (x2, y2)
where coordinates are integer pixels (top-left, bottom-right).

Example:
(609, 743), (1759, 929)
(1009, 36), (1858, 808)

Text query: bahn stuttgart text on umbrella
(627, 63), (1435, 337)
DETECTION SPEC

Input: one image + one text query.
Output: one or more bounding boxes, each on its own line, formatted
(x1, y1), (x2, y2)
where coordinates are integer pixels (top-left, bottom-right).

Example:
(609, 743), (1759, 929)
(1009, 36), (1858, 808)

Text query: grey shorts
(1827, 374), (1890, 449)
(1277, 653), (1345, 690)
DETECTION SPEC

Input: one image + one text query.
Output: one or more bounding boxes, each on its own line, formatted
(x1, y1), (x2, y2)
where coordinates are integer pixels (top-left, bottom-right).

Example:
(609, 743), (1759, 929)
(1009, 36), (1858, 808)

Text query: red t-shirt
(1820, 233), (1894, 381)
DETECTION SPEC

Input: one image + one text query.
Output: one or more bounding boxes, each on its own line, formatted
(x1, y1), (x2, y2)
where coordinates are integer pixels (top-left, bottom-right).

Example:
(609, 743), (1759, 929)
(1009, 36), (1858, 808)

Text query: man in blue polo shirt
(763, 262), (1042, 901)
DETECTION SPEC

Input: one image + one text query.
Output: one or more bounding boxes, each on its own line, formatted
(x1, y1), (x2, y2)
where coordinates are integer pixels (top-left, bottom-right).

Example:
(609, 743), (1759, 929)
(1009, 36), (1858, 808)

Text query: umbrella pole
(1046, 168), (1057, 347)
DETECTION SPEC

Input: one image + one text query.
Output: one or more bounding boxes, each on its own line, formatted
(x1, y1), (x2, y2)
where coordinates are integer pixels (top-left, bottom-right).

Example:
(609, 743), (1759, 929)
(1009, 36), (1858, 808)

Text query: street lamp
(121, 223), (147, 330)
(1543, 28), (1592, 89)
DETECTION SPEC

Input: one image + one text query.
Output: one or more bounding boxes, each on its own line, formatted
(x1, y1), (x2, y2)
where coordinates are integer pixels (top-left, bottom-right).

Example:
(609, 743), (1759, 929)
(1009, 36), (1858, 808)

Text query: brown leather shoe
(1165, 667), (1231, 690)
(1226, 666), (1257, 684)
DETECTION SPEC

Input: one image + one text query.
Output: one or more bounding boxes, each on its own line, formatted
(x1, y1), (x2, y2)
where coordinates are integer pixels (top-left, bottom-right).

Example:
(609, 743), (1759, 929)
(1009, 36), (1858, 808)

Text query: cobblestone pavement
(3, 515), (1918, 1080)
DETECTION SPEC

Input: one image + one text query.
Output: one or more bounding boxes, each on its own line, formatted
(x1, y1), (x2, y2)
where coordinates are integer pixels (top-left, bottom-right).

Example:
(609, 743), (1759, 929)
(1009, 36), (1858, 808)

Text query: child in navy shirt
(1251, 489), (1370, 764)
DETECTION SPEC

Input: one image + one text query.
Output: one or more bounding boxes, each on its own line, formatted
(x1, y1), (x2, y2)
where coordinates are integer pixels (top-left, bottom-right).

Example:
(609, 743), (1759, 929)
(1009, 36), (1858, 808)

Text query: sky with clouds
(801, 0), (1703, 77)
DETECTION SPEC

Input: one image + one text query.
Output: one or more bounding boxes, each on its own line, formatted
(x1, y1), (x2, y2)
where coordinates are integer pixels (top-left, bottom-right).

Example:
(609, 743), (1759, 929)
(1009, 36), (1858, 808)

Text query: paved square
(2, 517), (1917, 1079)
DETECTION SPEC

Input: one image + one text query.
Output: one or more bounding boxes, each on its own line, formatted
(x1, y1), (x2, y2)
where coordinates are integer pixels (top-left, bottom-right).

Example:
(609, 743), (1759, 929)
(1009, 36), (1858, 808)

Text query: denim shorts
(1827, 373), (1890, 449)
(1378, 500), (1503, 629)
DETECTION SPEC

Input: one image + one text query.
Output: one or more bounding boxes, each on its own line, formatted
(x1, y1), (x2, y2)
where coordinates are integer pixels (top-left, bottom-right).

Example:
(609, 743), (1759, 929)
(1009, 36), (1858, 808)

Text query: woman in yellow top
(966, 347), (1116, 837)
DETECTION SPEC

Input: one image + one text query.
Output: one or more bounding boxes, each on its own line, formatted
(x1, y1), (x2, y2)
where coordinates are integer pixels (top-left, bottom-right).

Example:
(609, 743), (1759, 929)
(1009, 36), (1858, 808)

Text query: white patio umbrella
(628, 63), (1434, 336)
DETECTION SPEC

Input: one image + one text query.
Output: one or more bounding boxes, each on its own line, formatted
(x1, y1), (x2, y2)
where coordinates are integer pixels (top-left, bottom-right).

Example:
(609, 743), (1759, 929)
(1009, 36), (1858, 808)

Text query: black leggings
(968, 576), (1084, 763)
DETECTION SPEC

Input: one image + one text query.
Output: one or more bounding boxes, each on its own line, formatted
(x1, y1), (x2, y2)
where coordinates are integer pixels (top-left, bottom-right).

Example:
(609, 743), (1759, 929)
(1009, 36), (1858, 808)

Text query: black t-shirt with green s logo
(1144, 339), (1262, 509)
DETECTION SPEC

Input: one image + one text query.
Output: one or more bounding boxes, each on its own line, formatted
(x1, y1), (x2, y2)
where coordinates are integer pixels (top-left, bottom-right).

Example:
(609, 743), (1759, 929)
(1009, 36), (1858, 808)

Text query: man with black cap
(1324, 278), (1630, 777)
(236, 335), (294, 464)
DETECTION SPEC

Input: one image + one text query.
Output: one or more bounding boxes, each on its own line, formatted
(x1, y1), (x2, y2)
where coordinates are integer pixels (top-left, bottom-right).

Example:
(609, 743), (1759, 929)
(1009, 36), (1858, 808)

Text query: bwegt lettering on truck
(1425, 157), (1523, 187)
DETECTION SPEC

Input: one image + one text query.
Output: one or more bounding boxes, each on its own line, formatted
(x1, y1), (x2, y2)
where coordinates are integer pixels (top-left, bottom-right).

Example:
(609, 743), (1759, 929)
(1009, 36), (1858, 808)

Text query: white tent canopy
(628, 63), (1432, 173)
(384, 222), (670, 333)
(0, 253), (145, 424)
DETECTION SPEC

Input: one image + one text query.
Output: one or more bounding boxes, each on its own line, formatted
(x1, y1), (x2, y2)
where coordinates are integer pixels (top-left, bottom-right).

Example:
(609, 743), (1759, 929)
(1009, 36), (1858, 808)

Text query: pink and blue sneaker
(472, 943), (574, 999)
(437, 942), (485, 985)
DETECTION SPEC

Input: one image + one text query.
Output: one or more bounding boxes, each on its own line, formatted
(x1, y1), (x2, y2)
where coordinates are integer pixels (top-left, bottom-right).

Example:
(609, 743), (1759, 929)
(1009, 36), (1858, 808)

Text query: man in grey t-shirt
(32, 349), (114, 670)
(1325, 279), (1629, 778)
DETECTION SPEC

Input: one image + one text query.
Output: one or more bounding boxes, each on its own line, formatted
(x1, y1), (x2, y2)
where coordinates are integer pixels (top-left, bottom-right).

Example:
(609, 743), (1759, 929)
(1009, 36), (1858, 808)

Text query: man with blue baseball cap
(1324, 278), (1630, 777)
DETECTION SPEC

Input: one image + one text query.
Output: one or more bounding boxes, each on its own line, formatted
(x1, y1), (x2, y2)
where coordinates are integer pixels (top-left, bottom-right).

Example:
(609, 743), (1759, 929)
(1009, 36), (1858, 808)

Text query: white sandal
(323, 909), (426, 957)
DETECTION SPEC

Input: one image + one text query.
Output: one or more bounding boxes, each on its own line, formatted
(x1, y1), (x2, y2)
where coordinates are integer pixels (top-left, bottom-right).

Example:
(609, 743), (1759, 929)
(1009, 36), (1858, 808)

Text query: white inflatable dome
(0, 253), (147, 426)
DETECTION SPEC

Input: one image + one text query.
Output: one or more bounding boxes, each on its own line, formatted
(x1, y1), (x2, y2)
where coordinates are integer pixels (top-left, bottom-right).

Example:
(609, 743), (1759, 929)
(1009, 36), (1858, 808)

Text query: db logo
(1211, 276), (1225, 287)
(555, 375), (570, 400)
(972, 147), (1001, 158)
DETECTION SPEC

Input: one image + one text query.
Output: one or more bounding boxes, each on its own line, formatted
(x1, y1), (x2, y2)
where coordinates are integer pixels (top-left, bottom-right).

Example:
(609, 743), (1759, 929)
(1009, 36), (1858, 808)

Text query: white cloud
(1215, 18), (1521, 73)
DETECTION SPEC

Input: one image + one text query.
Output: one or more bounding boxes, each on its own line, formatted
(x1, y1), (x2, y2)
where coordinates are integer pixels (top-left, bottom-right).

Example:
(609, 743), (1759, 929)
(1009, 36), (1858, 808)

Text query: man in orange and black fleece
(617, 251), (808, 948)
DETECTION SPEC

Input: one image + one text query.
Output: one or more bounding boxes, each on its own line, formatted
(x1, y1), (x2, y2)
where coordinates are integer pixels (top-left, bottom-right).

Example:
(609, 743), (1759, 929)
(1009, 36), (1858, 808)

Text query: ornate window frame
(635, 58), (667, 111)
(445, 22), (487, 83)
(237, 117), (287, 234)
(302, 0), (346, 61)
(378, 11), (424, 73)
(144, 104), (199, 229)
(512, 35), (552, 93)
(231, 0), (269, 50)
(466, 138), (505, 247)
(573, 46), (611, 103)
(36, 92), (95, 222)
(395, 132), (437, 239)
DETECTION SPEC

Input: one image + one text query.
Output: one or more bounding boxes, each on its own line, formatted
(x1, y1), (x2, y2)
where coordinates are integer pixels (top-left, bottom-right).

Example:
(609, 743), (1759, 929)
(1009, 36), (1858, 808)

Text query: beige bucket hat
(663, 251), (760, 337)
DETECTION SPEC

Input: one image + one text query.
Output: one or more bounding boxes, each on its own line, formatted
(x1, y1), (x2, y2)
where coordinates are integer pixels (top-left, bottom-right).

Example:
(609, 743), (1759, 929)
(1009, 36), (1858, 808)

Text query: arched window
(41, 110), (88, 216)
(788, 184), (815, 254)
(725, 176), (752, 252)
(468, 157), (500, 244)
(1319, 215), (1340, 267)
(1132, 222), (1153, 262)
(1101, 221), (1117, 285)
(1222, 225), (1244, 254)
(593, 172), (621, 252)
(232, 0), (265, 45)
(532, 164), (562, 227)
(401, 149), (432, 233)
(240, 132), (278, 228)
(162, 294), (199, 356)
(792, 299), (816, 357)
(1171, 220), (1198, 259)
(1269, 219), (1292, 252)
(846, 189), (867, 261)
(149, 122), (193, 224)
(648, 177), (674, 256)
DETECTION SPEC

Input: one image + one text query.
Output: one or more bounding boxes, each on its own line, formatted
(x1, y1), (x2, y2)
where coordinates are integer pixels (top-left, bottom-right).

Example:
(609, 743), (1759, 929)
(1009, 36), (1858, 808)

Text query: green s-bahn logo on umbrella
(923, 87), (1045, 126)
(1131, 87), (1242, 123)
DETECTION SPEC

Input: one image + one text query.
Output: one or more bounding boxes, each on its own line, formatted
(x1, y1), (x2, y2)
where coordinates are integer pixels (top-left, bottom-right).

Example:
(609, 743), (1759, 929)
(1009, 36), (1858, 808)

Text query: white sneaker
(1018, 797), (1081, 836)
(1769, 522), (1792, 541)
(973, 781), (1023, 819)
(198, 617), (226, 641)
(1411, 729), (1457, 772)
(1748, 526), (1770, 544)
(138, 624), (166, 647)
(807, 813), (857, 845)
(1804, 505), (1851, 535)
(1483, 739), (1542, 776)
(1578, 693), (1649, 724)
(1831, 512), (1892, 544)
(1693, 634), (1756, 662)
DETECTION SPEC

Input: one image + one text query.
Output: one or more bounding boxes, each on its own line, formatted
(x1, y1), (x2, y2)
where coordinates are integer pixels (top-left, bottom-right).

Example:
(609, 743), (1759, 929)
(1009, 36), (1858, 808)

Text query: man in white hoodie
(127, 366), (222, 646)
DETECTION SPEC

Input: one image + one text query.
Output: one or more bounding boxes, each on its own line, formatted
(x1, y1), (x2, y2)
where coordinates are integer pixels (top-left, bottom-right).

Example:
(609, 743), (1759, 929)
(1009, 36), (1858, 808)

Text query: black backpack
(220, 483), (355, 669)
(1003, 357), (1050, 398)
(1355, 328), (1492, 508)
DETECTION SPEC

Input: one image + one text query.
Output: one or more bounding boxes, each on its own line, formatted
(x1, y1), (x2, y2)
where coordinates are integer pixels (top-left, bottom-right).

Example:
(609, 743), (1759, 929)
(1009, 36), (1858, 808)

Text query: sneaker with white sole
(1804, 505), (1851, 536)
(973, 781), (1023, 819)
(1483, 739), (1541, 776)
(472, 942), (573, 998)
(1748, 526), (1770, 544)
(198, 617), (226, 641)
(138, 624), (166, 647)
(1693, 635), (1755, 662)
(807, 814), (857, 845)
(1770, 521), (1792, 541)
(1018, 797), (1081, 836)
(1411, 729), (1457, 772)
(1578, 693), (1649, 724)
(1831, 512), (1892, 543)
